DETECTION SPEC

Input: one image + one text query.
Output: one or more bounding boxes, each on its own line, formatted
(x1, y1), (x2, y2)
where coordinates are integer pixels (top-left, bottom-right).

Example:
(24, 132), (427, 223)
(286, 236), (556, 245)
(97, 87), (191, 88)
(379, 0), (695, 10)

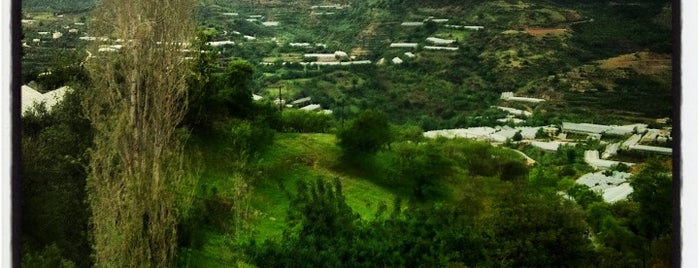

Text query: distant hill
(22, 0), (95, 12)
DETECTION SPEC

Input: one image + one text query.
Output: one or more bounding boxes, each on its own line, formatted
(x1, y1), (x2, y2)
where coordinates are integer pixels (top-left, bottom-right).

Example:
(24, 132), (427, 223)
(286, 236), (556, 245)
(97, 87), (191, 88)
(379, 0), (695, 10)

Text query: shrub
(214, 119), (275, 159)
(22, 244), (76, 268)
(337, 110), (392, 158)
(281, 109), (334, 133)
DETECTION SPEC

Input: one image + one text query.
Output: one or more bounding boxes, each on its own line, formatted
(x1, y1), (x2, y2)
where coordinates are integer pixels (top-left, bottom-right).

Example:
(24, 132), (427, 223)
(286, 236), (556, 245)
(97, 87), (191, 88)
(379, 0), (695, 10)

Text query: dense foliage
(20, 0), (673, 266)
(21, 87), (92, 267)
(337, 110), (392, 158)
(249, 178), (597, 267)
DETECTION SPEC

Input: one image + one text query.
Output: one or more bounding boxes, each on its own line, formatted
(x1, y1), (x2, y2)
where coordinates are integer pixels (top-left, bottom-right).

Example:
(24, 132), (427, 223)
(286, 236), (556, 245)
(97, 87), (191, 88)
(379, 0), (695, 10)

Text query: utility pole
(278, 86), (283, 111)
(341, 97), (345, 127)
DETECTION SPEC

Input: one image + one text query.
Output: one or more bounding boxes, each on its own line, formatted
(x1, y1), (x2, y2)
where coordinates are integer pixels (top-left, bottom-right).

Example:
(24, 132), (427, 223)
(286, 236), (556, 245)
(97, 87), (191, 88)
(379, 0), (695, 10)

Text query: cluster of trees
(245, 151), (672, 267)
(21, 0), (94, 12)
(21, 87), (92, 267)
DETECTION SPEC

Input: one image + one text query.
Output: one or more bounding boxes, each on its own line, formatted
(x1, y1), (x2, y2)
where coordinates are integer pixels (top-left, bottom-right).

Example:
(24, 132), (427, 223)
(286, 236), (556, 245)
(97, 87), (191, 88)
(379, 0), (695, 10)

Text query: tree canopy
(337, 109), (392, 158)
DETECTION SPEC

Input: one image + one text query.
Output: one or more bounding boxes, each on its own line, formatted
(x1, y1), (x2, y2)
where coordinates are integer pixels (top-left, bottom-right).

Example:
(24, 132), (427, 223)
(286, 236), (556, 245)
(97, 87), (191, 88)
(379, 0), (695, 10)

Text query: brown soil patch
(563, 10), (584, 22)
(597, 52), (671, 75)
(361, 23), (380, 36)
(524, 28), (567, 37)
(351, 47), (369, 57)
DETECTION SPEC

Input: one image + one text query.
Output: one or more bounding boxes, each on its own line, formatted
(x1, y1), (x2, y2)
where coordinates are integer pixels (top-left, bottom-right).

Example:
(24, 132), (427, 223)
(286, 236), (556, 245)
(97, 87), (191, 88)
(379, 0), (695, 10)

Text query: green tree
(512, 130), (523, 141)
(567, 184), (603, 209)
(393, 142), (452, 199)
(499, 160), (529, 181)
(585, 201), (645, 267)
(251, 181), (484, 267)
(252, 178), (360, 267)
(535, 127), (548, 139)
(184, 28), (218, 128)
(337, 110), (392, 158)
(630, 159), (673, 267)
(631, 159), (672, 240)
(484, 186), (594, 267)
(281, 109), (334, 133)
(21, 244), (76, 268)
(84, 0), (196, 265)
(217, 59), (255, 117)
(21, 89), (92, 267)
(390, 124), (424, 143)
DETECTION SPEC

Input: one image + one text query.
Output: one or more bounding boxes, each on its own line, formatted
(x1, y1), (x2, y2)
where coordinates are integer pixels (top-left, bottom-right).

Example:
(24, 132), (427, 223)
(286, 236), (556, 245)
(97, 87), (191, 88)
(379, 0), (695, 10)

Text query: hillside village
(22, 78), (672, 205)
(19, 0), (673, 266)
(21, 2), (672, 207)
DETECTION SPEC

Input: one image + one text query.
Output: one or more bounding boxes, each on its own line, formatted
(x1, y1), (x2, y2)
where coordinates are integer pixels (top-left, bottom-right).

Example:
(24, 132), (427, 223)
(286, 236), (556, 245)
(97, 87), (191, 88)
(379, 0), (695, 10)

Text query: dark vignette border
(11, 0), (22, 264)
(7, 0), (686, 267)
(672, 0), (682, 267)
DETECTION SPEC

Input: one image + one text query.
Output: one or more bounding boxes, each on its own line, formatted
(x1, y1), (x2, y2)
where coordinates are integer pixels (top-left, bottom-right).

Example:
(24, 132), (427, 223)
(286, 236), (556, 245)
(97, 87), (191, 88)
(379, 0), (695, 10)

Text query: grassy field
(248, 133), (398, 240)
(181, 133), (398, 266)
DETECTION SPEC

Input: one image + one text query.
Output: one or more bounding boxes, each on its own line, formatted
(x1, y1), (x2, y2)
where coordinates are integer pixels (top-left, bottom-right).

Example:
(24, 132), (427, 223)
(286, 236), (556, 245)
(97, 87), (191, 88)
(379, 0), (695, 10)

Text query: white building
(584, 150), (634, 170)
(602, 142), (621, 159)
(445, 25), (484, 30)
(500, 92), (545, 103)
(207, 40), (235, 46)
(311, 4), (347, 9)
(334, 51), (349, 59)
(497, 117), (525, 124)
(426, 37), (456, 45)
(21, 85), (72, 115)
(576, 171), (633, 203)
(428, 18), (449, 23)
(390, 43), (419, 48)
(289, 42), (311, 47)
(300, 104), (322, 111)
(304, 53), (337, 61)
(562, 122), (647, 136)
(423, 46), (459, 51)
(98, 44), (122, 53)
(291, 97), (312, 106)
(530, 141), (569, 151)
(401, 22), (424, 26)
(629, 145), (672, 155)
(300, 60), (372, 66)
(391, 57), (403, 64)
(495, 106), (532, 117)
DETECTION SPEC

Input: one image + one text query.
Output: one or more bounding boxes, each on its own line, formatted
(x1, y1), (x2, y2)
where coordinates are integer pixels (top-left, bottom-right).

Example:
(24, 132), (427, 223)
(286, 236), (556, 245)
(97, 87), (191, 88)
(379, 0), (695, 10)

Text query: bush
(402, 145), (451, 200)
(500, 160), (529, 181)
(22, 244), (76, 268)
(512, 130), (523, 142)
(567, 184), (603, 209)
(281, 109), (334, 133)
(337, 110), (392, 158)
(390, 124), (425, 143)
(214, 119), (275, 159)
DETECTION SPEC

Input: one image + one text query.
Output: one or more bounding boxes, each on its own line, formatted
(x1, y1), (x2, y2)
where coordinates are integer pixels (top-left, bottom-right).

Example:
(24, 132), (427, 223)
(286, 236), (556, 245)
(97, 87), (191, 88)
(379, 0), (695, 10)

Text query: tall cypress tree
(83, 0), (196, 265)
